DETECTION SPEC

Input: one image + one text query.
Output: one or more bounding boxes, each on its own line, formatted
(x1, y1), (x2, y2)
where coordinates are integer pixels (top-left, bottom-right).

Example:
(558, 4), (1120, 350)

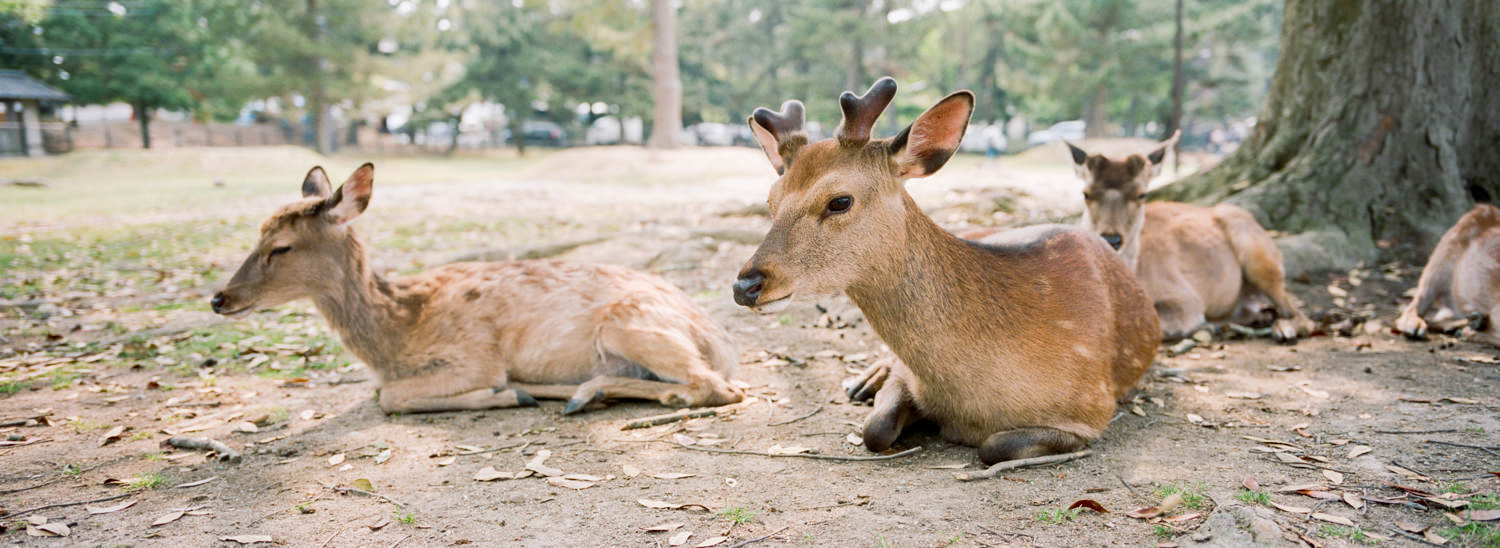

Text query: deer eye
(1082, 191), (1095, 201)
(826, 196), (853, 214)
(269, 246), (292, 257)
(1136, 192), (1147, 200)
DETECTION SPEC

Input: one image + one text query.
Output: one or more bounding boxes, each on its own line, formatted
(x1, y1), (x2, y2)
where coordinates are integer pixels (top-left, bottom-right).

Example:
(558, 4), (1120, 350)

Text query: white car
(1026, 120), (1087, 147)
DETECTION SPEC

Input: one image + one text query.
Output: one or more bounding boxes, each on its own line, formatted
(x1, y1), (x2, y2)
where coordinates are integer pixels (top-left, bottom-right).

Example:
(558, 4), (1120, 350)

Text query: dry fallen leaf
(1068, 499), (1109, 513)
(649, 472), (694, 480)
(526, 450), (564, 477)
(1469, 509), (1500, 521)
(1312, 512), (1355, 527)
(1424, 529), (1448, 545)
(767, 445), (812, 456)
(546, 477), (595, 490)
(696, 536), (729, 547)
(368, 516), (391, 531)
(638, 499), (710, 512)
(327, 453), (345, 466)
(374, 448), (392, 465)
(220, 535), (273, 544)
(350, 478), (374, 492)
(99, 425), (126, 447)
(644, 522), (683, 532)
(622, 464), (642, 478)
(1347, 446), (1371, 459)
(1322, 470), (1345, 484)
(231, 422), (258, 434)
(1242, 477), (1259, 491)
(1395, 520), (1427, 533)
(33, 522), (70, 537)
(845, 433), (863, 445)
(669, 531), (693, 546)
(673, 434), (697, 446)
(299, 409), (315, 421)
(152, 511), (186, 526)
(435, 457), (456, 467)
(565, 473), (607, 482)
(1225, 392), (1262, 400)
(87, 499), (137, 514)
(473, 467), (515, 482)
(1270, 502), (1311, 514)
(1343, 493), (1364, 510)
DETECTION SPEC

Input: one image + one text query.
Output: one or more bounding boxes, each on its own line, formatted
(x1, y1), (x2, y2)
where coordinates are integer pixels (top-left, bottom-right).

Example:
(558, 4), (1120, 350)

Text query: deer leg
(1215, 206), (1313, 342)
(1466, 308), (1500, 348)
(1155, 291), (1207, 342)
(978, 427), (1089, 466)
(861, 373), (921, 453)
(842, 357), (893, 402)
(377, 380), (538, 414)
(560, 324), (743, 415)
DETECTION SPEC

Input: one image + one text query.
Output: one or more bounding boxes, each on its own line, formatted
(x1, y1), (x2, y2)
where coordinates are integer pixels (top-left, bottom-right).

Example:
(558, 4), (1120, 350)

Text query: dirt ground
(1, 146), (1497, 547)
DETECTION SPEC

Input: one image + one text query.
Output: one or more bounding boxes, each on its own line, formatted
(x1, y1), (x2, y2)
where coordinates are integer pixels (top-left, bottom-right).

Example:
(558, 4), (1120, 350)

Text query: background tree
(1156, 0), (1499, 273)
(647, 0), (682, 148)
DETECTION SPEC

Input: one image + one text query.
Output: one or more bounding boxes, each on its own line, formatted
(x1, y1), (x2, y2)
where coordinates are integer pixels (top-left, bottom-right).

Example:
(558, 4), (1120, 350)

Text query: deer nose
(733, 271), (765, 307)
(210, 292), (228, 314)
(1101, 233), (1123, 250)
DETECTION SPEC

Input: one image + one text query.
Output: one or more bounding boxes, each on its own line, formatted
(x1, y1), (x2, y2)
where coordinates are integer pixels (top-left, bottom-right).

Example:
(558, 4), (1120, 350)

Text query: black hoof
(562, 390), (604, 415)
(1468, 312), (1489, 331)
(515, 390), (538, 407)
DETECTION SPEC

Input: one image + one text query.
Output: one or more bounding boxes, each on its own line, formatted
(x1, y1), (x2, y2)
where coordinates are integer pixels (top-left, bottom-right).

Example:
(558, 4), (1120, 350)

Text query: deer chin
(750, 295), (793, 314)
(217, 304), (256, 318)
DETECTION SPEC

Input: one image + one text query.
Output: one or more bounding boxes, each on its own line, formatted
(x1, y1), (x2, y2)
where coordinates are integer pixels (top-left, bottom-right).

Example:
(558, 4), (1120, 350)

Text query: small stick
(662, 441), (921, 462)
(954, 450), (1093, 481)
(1167, 339), (1197, 357)
(8, 493), (131, 518)
(389, 534), (411, 548)
(166, 436), (242, 462)
(1114, 471), (1146, 502)
(1424, 440), (1500, 459)
(319, 530), (340, 548)
(1387, 527), (1446, 547)
(730, 526), (791, 548)
(1374, 429), (1457, 435)
(0, 476), (61, 495)
(332, 486), (407, 508)
(456, 440), (528, 456)
(769, 405), (822, 427)
(622, 409), (718, 430)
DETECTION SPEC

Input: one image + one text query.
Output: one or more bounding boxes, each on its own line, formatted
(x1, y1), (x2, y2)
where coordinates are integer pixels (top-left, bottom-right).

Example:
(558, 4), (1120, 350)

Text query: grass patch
(1442, 481), (1473, 495)
(1439, 522), (1499, 547)
(717, 507), (759, 525)
(395, 512), (416, 525)
(0, 380), (23, 395)
(1156, 482), (1210, 509)
(1154, 524), (1176, 538)
(1036, 507), (1084, 524)
(66, 418), (109, 432)
(60, 463), (84, 477)
(1468, 493), (1500, 510)
(872, 534), (894, 548)
(1235, 488), (1272, 506)
(125, 471), (167, 491)
(1318, 525), (1381, 544)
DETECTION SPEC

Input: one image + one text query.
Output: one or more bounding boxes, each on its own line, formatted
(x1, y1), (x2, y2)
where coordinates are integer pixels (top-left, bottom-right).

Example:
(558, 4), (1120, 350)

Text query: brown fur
(1396, 204), (1500, 347)
(735, 81), (1159, 465)
(213, 164), (743, 414)
(1063, 135), (1314, 342)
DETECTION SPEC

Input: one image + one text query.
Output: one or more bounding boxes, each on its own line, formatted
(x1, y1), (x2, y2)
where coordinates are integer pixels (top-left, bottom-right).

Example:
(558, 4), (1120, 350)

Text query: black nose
(210, 293), (227, 313)
(1101, 233), (1123, 250)
(733, 271), (764, 307)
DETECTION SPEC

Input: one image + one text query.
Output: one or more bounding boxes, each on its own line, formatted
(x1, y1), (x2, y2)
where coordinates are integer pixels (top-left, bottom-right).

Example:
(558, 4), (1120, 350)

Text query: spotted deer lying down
(1396, 203), (1500, 347)
(731, 78), (1159, 465)
(1054, 135), (1314, 342)
(211, 164), (743, 414)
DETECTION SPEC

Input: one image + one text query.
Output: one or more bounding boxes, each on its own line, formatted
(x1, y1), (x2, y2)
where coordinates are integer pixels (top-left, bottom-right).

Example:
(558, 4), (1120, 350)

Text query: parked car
(959, 123), (1008, 155)
(686, 122), (735, 146)
(1026, 120), (1086, 148)
(504, 120), (567, 147)
(586, 116), (622, 145)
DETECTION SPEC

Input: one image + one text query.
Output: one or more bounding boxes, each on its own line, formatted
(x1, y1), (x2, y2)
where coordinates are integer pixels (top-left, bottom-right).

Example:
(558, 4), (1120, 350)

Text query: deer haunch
(1397, 203), (1500, 347)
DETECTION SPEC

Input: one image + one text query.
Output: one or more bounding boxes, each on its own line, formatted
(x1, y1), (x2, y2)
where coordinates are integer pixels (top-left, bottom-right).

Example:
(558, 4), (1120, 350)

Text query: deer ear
(1143, 130), (1180, 178)
(749, 115), (785, 174)
(1063, 140), (1092, 180)
(889, 91), (973, 178)
(324, 163), (374, 225)
(302, 166), (332, 198)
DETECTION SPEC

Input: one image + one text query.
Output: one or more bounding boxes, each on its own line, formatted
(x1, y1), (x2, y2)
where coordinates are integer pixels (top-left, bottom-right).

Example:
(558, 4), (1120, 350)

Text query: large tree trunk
(1166, 0), (1184, 171)
(1156, 0), (1500, 274)
(307, 0), (330, 155)
(135, 102), (151, 149)
(646, 0), (682, 149)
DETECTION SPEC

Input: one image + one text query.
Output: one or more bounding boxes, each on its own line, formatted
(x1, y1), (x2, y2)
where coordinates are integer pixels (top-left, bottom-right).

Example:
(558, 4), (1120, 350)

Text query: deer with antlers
(211, 164), (744, 414)
(1051, 136), (1315, 342)
(1396, 203), (1500, 347)
(732, 78), (1159, 464)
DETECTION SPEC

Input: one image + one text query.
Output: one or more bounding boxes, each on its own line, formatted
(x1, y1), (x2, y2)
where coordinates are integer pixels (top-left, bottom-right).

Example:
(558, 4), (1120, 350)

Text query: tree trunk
(1156, 0), (1500, 274)
(446, 115), (461, 156)
(646, 0), (682, 149)
(307, 0), (330, 155)
(135, 102), (151, 149)
(509, 114), (526, 157)
(1167, 0), (1184, 173)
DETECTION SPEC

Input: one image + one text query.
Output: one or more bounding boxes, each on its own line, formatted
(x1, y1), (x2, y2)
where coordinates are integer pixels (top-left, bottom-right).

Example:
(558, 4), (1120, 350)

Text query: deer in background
(212, 164), (743, 414)
(1059, 135), (1314, 342)
(732, 78), (1159, 465)
(1396, 203), (1500, 347)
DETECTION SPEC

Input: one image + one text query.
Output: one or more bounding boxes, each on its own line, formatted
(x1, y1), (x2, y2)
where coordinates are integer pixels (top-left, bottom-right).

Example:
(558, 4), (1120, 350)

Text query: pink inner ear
(749, 120), (784, 173)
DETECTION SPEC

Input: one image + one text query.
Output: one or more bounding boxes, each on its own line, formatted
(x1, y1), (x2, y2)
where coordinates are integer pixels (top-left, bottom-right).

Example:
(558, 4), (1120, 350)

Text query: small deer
(211, 164), (743, 414)
(1058, 135), (1314, 342)
(1396, 203), (1500, 347)
(732, 78), (1159, 465)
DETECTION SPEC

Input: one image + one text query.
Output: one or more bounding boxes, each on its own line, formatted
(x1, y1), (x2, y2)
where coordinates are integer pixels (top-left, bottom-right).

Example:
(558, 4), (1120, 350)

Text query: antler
(748, 100), (808, 175)
(836, 77), (898, 145)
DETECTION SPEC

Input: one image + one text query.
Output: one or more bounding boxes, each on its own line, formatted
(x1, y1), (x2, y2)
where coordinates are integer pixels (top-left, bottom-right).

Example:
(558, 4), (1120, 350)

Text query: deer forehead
(258, 199), (328, 236)
(1084, 154), (1149, 191)
(776, 141), (894, 197)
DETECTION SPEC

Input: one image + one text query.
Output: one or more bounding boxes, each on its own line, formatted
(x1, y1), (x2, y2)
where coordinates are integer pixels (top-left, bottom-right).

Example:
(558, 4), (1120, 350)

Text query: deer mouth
(751, 295), (792, 314)
(216, 304), (255, 318)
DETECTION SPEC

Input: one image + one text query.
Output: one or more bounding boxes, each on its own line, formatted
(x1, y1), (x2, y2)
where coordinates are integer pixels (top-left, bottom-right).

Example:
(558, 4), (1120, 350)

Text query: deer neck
(846, 196), (1029, 362)
(310, 235), (416, 370)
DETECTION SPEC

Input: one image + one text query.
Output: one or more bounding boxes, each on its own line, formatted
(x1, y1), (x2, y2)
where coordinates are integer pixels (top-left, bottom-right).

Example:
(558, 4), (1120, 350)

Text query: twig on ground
(389, 534), (411, 548)
(730, 526), (791, 548)
(622, 408), (718, 430)
(319, 530), (339, 548)
(658, 440), (921, 462)
(954, 450), (1093, 481)
(1387, 527), (1446, 547)
(768, 405), (822, 427)
(8, 493), (131, 518)
(332, 486), (407, 508)
(166, 436), (242, 462)
(1424, 439), (1500, 458)
(456, 440), (528, 456)
(1114, 471), (1146, 501)
(1374, 429), (1457, 435)
(0, 476), (61, 495)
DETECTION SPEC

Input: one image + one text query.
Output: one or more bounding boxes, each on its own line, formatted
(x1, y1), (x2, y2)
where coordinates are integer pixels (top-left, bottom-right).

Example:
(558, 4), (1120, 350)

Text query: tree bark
(307, 0), (330, 155)
(1156, 0), (1500, 273)
(1167, 0), (1184, 172)
(646, 0), (682, 149)
(135, 102), (151, 149)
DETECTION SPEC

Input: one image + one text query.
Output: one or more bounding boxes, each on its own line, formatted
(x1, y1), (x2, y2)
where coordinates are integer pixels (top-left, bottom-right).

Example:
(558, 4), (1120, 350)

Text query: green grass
(129, 431), (154, 441)
(1468, 494), (1500, 510)
(872, 534), (894, 548)
(1235, 488), (1272, 506)
(1443, 481), (1474, 495)
(1154, 524), (1175, 539)
(1318, 525), (1381, 544)
(717, 507), (759, 525)
(1438, 523), (1499, 547)
(142, 452), (163, 461)
(1156, 482), (1210, 509)
(395, 512), (416, 525)
(0, 381), (23, 395)
(1036, 507), (1084, 524)
(60, 463), (84, 477)
(66, 418), (109, 432)
(125, 471), (167, 491)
